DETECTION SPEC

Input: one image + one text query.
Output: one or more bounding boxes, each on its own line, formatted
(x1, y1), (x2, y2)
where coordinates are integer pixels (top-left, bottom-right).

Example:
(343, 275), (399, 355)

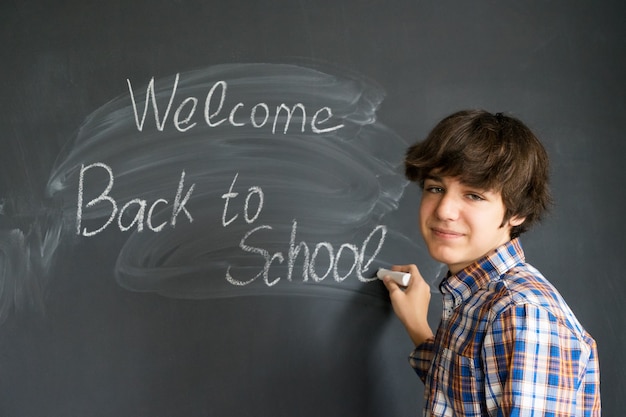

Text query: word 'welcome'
(127, 74), (345, 134)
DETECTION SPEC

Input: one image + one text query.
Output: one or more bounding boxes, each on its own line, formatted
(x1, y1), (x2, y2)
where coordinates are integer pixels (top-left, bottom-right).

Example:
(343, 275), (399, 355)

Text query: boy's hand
(382, 264), (434, 347)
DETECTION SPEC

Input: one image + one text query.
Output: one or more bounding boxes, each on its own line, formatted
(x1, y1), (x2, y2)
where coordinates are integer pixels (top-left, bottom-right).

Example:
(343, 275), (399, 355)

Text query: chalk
(377, 268), (411, 287)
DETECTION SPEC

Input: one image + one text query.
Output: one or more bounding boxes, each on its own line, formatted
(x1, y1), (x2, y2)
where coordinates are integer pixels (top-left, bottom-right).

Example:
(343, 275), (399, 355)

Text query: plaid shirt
(410, 238), (601, 416)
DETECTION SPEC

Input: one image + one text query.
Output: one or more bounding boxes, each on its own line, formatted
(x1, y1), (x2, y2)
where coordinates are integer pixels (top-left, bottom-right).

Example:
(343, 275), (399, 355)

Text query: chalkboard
(1, 1), (624, 416)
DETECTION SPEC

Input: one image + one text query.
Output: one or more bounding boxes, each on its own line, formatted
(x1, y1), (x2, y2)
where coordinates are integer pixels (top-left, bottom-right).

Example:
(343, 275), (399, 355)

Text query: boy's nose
(435, 194), (460, 221)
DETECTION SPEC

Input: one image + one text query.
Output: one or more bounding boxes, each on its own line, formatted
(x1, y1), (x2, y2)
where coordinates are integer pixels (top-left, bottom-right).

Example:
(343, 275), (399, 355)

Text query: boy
(383, 110), (600, 416)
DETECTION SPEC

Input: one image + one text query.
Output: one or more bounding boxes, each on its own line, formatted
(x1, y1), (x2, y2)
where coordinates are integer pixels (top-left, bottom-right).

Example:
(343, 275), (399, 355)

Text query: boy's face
(419, 174), (524, 275)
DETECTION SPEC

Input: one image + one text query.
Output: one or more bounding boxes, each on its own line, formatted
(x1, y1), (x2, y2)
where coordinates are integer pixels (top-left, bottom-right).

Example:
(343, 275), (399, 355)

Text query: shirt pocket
(432, 348), (485, 414)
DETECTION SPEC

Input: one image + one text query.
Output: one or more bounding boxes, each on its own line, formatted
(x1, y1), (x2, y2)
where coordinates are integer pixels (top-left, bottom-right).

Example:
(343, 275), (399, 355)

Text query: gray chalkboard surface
(1, 1), (624, 416)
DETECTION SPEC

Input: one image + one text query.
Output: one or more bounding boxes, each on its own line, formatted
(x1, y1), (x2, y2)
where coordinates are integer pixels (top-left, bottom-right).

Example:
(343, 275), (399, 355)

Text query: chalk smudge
(2, 63), (421, 318)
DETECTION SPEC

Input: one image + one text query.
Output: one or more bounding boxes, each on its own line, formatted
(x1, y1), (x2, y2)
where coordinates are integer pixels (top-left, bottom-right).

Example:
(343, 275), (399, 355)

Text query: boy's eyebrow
(423, 173), (495, 193)
(424, 174), (443, 182)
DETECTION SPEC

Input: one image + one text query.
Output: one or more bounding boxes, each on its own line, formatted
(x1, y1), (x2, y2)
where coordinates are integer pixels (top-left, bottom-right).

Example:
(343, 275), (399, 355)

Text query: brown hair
(405, 109), (552, 238)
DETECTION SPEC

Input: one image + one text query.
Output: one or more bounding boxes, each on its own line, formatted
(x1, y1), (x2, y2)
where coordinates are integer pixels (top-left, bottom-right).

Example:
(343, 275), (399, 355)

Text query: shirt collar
(439, 238), (526, 308)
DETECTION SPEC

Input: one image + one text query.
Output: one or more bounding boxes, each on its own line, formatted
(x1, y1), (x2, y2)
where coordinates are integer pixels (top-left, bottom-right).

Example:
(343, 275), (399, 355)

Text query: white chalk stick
(377, 268), (411, 287)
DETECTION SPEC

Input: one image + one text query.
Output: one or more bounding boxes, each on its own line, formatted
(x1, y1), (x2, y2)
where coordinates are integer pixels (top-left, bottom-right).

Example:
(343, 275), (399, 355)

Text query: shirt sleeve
(482, 303), (601, 416)
(409, 337), (436, 384)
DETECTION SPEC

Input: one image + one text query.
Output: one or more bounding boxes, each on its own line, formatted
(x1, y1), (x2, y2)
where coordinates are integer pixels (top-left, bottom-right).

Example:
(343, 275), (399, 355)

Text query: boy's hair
(405, 109), (552, 238)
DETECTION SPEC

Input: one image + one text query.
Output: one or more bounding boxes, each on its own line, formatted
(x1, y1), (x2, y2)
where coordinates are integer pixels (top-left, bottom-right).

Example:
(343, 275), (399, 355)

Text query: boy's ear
(508, 215), (526, 227)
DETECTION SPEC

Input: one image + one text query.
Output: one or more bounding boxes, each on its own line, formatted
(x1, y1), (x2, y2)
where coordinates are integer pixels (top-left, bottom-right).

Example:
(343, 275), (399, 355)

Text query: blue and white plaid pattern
(410, 239), (601, 416)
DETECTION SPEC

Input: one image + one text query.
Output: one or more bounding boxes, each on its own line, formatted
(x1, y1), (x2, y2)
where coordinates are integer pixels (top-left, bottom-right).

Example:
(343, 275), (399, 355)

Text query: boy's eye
(425, 186), (444, 194)
(467, 193), (484, 201)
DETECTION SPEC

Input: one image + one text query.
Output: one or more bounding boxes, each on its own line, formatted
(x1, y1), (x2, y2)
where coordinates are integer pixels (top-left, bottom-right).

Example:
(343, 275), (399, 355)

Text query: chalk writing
(42, 63), (416, 300)
(76, 162), (195, 236)
(127, 74), (345, 135)
(221, 173), (264, 227)
(221, 173), (384, 287)
(75, 165), (387, 286)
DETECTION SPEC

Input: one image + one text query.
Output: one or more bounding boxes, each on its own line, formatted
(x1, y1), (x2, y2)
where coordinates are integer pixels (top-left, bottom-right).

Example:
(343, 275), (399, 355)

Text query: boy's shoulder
(485, 263), (589, 338)
(496, 263), (560, 309)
